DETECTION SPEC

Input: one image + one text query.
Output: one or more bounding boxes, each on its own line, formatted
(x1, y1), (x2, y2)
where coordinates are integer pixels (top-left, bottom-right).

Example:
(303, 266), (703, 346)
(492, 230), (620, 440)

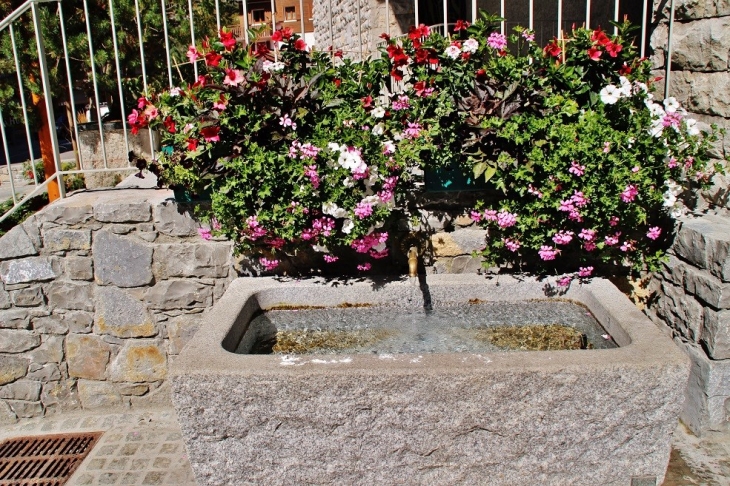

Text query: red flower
(219, 30), (236, 51)
(187, 138), (198, 151)
(294, 38), (307, 51)
(414, 48), (430, 64)
(361, 95), (373, 108)
(281, 28), (294, 40)
(591, 28), (611, 46)
(454, 19), (470, 31)
(205, 52), (222, 67)
(475, 68), (486, 80)
(254, 43), (269, 58)
(408, 24), (429, 41)
(390, 69), (403, 81)
(137, 97), (148, 109)
(334, 50), (343, 58)
(333, 78), (341, 88)
(201, 126), (220, 142)
(414, 80), (427, 96)
(163, 116), (176, 134)
(271, 30), (283, 42)
(619, 63), (632, 75)
(461, 52), (471, 60)
(386, 45), (409, 67)
(587, 47), (601, 60)
(605, 41), (622, 57)
(543, 39), (562, 58)
(379, 33), (390, 41)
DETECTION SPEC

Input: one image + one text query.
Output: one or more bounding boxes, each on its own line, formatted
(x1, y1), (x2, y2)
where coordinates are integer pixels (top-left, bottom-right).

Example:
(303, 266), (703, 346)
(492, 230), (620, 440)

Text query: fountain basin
(171, 275), (689, 485)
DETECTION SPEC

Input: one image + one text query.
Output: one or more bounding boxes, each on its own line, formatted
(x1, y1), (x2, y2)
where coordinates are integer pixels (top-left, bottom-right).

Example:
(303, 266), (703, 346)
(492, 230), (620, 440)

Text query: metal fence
(0, 0), (677, 223)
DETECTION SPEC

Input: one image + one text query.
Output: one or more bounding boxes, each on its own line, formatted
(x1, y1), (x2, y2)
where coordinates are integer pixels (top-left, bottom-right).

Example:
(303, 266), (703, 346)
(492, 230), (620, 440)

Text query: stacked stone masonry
(0, 189), (234, 424)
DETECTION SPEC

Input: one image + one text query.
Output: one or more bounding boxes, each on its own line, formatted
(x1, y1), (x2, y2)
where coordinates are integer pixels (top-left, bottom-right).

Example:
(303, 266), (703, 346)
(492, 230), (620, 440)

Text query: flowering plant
(132, 15), (723, 277)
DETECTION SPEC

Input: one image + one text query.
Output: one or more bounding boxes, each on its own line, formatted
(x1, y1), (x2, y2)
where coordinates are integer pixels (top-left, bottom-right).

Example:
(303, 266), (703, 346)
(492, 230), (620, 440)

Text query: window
(284, 6), (296, 21)
(251, 9), (265, 23)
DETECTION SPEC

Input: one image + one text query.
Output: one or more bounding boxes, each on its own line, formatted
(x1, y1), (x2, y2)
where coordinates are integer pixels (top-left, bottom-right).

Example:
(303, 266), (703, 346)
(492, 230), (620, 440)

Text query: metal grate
(0, 432), (102, 486)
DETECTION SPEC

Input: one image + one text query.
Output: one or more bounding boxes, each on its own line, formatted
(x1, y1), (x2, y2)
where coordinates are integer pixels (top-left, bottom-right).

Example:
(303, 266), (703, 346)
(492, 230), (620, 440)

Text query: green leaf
(484, 166), (497, 182)
(473, 162), (488, 179)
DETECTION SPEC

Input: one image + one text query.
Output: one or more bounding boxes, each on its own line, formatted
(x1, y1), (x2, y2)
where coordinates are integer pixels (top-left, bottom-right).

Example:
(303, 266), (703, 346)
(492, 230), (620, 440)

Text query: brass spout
(407, 246), (418, 277)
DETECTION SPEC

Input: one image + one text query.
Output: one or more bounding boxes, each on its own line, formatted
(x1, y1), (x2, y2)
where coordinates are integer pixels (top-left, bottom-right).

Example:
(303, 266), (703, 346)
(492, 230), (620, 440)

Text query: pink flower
(557, 276), (572, 287)
(357, 263), (372, 271)
(538, 245), (559, 261)
(198, 228), (212, 240)
(559, 200), (575, 212)
(354, 201), (373, 219)
(244, 216), (267, 240)
(487, 32), (507, 50)
(483, 209), (498, 222)
(259, 257), (279, 271)
(186, 46), (200, 63)
(685, 157), (694, 169)
(404, 122), (422, 139)
(569, 160), (585, 176)
(323, 254), (339, 263)
(609, 216), (620, 226)
(497, 210), (517, 228)
(605, 233), (621, 246)
(527, 184), (543, 198)
(647, 226), (662, 240)
(522, 31), (535, 42)
(392, 95), (410, 111)
(667, 157), (678, 168)
(579, 229), (596, 241)
(470, 210), (483, 222)
(570, 191), (589, 207)
(201, 126), (220, 142)
(304, 165), (320, 189)
(223, 69), (244, 86)
(211, 218), (221, 231)
(552, 230), (574, 245)
(370, 248), (389, 259)
(662, 112), (683, 129)
(351, 232), (388, 254)
(578, 266), (594, 277)
(603, 142), (611, 153)
(503, 238), (521, 252)
(632, 166), (640, 173)
(620, 184), (638, 203)
(620, 240), (635, 252)
(583, 242), (597, 252)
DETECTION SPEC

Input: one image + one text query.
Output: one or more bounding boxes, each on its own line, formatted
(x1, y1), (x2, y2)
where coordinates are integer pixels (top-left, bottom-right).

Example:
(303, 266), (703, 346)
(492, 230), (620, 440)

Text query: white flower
(371, 123), (385, 136)
(262, 60), (285, 73)
(343, 176), (355, 188)
(600, 85), (621, 104)
(362, 195), (380, 206)
(663, 97), (680, 114)
(665, 179), (682, 195)
(322, 202), (347, 219)
(364, 166), (379, 187)
(328, 142), (342, 152)
(341, 219), (354, 234)
(169, 87), (182, 97)
(633, 81), (649, 94)
(383, 140), (396, 154)
(371, 106), (385, 119)
(373, 241), (387, 253)
(686, 118), (700, 136)
(374, 221), (385, 228)
(619, 76), (632, 97)
(662, 191), (677, 208)
(462, 38), (479, 53)
(444, 45), (461, 60)
(338, 149), (367, 174)
(650, 119), (665, 138)
(312, 244), (329, 253)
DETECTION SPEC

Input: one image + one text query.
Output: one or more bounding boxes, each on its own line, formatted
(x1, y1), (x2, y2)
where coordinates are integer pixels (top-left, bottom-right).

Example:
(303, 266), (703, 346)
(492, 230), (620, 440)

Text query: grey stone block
(41, 380), (80, 411)
(61, 311), (94, 334)
(172, 276), (688, 486)
(673, 0), (730, 19)
(11, 286), (44, 307)
(0, 400), (17, 424)
(0, 290), (8, 309)
(38, 199), (92, 225)
(0, 225), (39, 260)
(0, 329), (41, 353)
(7, 400), (43, 418)
(66, 334), (111, 380)
(667, 255), (730, 309)
(42, 228), (91, 252)
(0, 380), (42, 401)
(153, 243), (231, 279)
(0, 309), (31, 329)
(94, 201), (151, 223)
(28, 335), (64, 364)
(166, 315), (202, 355)
(657, 17), (730, 72)
(702, 309), (730, 359)
(93, 230), (153, 288)
(95, 286), (156, 338)
(32, 316), (69, 334)
(0, 257), (58, 285)
(65, 256), (94, 281)
(449, 256), (483, 274)
(654, 279), (704, 342)
(77, 380), (122, 409)
(0, 356), (28, 385)
(109, 339), (167, 383)
(45, 282), (94, 312)
(26, 363), (61, 382)
(674, 215), (730, 282)
(153, 201), (199, 237)
(430, 229), (487, 257)
(677, 340), (730, 435)
(146, 280), (213, 310)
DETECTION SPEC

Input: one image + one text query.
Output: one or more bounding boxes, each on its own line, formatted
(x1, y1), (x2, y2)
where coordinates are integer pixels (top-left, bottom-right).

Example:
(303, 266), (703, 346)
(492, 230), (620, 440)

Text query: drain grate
(0, 432), (102, 486)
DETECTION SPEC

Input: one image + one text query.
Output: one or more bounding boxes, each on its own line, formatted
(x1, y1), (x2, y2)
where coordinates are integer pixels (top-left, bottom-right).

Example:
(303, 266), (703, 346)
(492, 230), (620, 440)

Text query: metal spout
(407, 246), (418, 277)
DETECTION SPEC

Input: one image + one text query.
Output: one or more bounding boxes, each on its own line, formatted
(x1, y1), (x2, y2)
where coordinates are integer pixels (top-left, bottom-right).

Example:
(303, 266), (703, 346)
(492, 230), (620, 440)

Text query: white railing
(0, 0), (675, 223)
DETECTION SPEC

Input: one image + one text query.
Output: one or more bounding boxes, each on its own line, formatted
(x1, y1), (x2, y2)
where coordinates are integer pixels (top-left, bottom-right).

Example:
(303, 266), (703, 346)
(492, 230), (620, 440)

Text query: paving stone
(153, 201), (199, 237)
(11, 286), (44, 307)
(67, 334), (111, 380)
(95, 286), (156, 338)
(77, 380), (122, 409)
(65, 256), (94, 281)
(0, 225), (39, 260)
(45, 282), (94, 312)
(28, 335), (65, 364)
(94, 230), (153, 287)
(32, 315), (69, 334)
(0, 257), (58, 285)
(94, 201), (152, 223)
(145, 280), (213, 310)
(153, 242), (231, 279)
(25, 363), (61, 382)
(42, 228), (91, 252)
(0, 380), (42, 401)
(0, 329), (41, 353)
(109, 339), (167, 383)
(0, 341), (23, 372)
(0, 309), (31, 329)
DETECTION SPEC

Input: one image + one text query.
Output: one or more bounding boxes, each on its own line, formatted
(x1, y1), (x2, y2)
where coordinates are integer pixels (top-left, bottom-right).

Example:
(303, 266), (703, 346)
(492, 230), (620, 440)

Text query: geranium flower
(357, 263), (372, 271)
(444, 45), (461, 60)
(323, 255), (339, 263)
(578, 266), (594, 277)
(487, 33), (507, 50)
(552, 231), (574, 245)
(579, 229), (596, 241)
(462, 38), (479, 53)
(621, 184), (638, 203)
(557, 276), (572, 287)
(259, 258), (279, 271)
(538, 246), (559, 261)
(503, 238), (521, 252)
(522, 31), (535, 42)
(569, 160), (585, 176)
(646, 227), (662, 240)
(403, 122), (422, 139)
(604, 233), (621, 246)
(198, 227), (212, 240)
(496, 210), (517, 228)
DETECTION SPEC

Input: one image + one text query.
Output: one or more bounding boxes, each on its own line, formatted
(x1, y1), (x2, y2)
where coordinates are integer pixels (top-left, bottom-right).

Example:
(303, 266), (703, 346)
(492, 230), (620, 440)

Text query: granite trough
(171, 274), (689, 485)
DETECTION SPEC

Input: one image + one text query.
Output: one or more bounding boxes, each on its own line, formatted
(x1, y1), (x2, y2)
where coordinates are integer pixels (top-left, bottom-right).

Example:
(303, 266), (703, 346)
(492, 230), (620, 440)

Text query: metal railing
(0, 0), (675, 224)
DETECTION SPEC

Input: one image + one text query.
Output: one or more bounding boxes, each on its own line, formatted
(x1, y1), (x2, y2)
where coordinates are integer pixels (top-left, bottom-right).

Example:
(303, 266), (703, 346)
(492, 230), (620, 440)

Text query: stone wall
(0, 185), (234, 423)
(645, 0), (730, 436)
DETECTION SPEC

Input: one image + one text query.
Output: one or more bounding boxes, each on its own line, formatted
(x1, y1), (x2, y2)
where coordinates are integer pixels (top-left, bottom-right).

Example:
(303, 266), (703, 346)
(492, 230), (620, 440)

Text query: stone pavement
(0, 405), (728, 485)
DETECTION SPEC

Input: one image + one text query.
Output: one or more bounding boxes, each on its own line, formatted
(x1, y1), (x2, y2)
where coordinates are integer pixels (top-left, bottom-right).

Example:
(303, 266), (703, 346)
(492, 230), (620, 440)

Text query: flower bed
(130, 13), (723, 278)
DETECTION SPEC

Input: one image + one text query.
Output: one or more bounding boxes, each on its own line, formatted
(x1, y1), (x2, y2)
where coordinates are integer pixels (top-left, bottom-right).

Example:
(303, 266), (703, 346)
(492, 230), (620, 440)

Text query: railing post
(664, 0), (675, 100)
